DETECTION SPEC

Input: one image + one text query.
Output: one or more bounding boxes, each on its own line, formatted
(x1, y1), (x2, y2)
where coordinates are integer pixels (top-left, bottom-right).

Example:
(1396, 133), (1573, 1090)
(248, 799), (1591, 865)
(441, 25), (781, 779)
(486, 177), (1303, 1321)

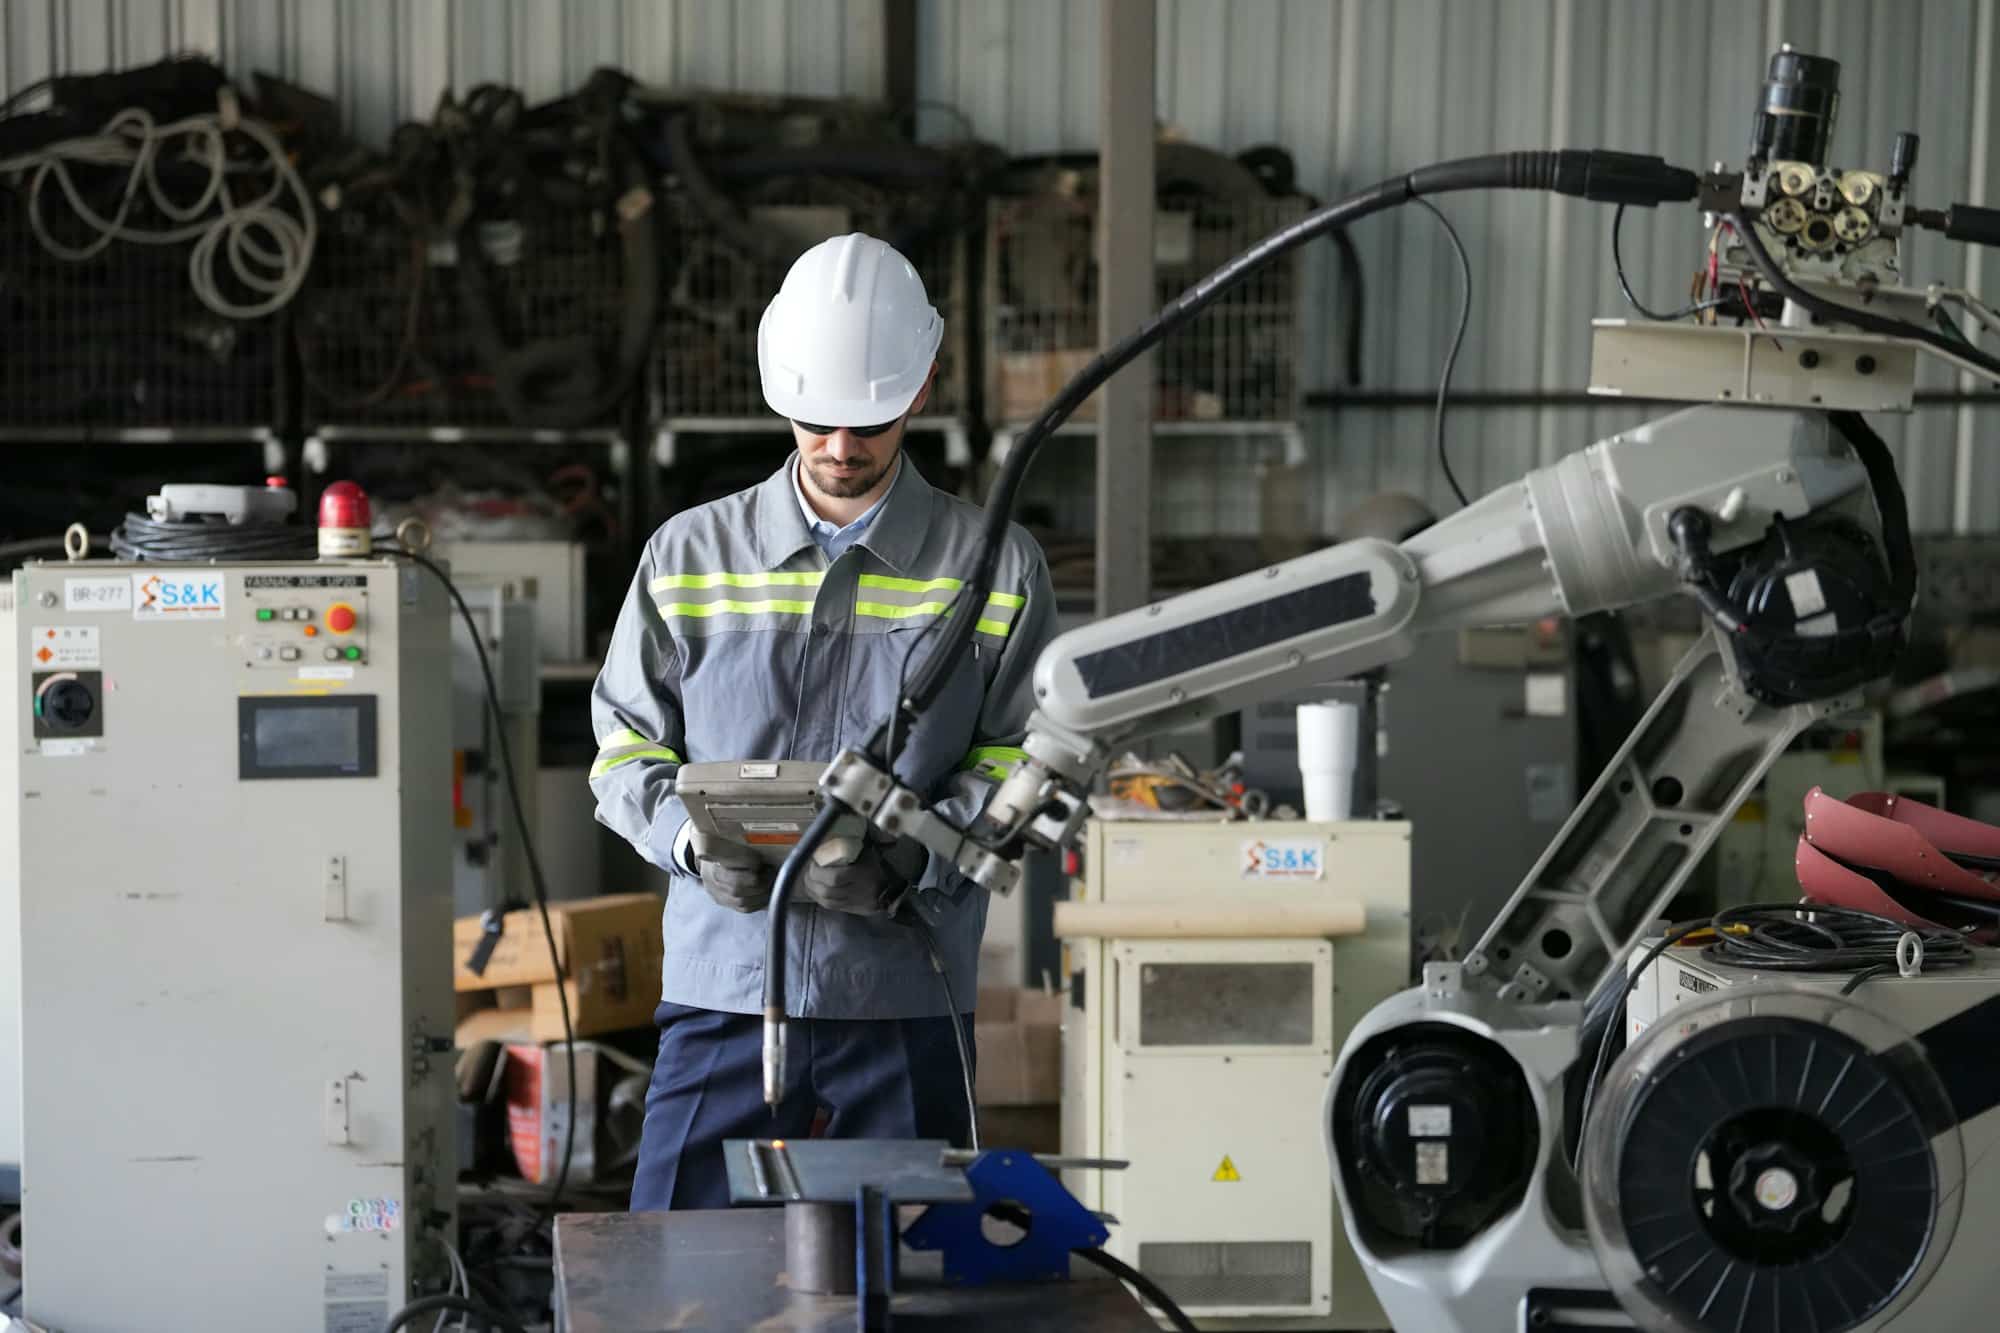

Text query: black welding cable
(108, 512), (317, 562)
(1412, 197), (1473, 508)
(907, 909), (980, 1151)
(389, 546), (579, 1217)
(1611, 204), (1729, 322)
(889, 150), (1700, 756)
(381, 1293), (526, 1333)
(1729, 211), (2000, 380)
(0, 533), (106, 563)
(762, 801), (850, 1105)
(1073, 1246), (1200, 1333)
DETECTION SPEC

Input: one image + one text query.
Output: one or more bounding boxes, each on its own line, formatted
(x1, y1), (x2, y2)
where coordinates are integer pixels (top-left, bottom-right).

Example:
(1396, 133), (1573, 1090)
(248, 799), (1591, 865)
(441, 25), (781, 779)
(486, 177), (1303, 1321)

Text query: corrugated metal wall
(926, 0), (2000, 535)
(1, 0), (886, 145)
(4, 0), (1995, 531)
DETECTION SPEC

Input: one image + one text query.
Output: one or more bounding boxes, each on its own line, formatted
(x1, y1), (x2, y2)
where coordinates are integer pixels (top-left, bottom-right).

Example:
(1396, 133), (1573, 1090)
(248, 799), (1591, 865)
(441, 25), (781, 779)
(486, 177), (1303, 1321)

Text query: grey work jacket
(588, 458), (1056, 1019)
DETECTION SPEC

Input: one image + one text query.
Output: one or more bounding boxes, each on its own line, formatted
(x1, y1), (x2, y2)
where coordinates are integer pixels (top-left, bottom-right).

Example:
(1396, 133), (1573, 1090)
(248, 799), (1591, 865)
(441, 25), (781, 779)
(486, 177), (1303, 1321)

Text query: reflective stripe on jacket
(589, 457), (1055, 1019)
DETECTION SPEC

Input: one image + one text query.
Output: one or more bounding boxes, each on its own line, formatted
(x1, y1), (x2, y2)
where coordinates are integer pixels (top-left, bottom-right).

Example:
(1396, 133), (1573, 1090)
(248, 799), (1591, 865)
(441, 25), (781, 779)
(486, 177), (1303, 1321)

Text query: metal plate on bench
(724, 1138), (975, 1205)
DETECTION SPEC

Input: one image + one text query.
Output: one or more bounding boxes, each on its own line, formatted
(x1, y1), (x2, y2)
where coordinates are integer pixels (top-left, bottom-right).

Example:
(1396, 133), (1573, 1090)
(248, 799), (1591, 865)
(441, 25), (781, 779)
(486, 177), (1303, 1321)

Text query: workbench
(553, 1208), (1159, 1331)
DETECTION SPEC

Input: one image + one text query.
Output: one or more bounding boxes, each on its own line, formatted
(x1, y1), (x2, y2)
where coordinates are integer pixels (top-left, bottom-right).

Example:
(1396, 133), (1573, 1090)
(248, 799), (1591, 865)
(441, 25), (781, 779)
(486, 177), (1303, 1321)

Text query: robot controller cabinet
(5, 560), (456, 1332)
(1059, 817), (1410, 1328)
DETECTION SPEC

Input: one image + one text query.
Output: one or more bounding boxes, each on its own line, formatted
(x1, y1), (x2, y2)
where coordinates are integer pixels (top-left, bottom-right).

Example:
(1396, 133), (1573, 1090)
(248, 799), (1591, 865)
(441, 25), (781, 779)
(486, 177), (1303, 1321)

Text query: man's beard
(805, 452), (894, 499)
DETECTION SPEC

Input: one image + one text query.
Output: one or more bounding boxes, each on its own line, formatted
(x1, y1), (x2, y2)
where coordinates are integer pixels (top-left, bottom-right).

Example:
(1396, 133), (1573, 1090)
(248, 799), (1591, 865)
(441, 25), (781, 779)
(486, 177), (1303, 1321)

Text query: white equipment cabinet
(1, 581), (19, 1185)
(1061, 818), (1410, 1329)
(439, 539), (588, 664)
(450, 576), (541, 918)
(8, 559), (454, 1332)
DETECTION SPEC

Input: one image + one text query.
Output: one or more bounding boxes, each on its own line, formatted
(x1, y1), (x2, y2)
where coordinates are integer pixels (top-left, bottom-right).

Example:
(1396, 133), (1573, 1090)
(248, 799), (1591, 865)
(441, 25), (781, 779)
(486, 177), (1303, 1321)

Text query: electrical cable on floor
(983, 1201), (1198, 1332)
(1071, 1245), (1200, 1333)
(0, 102), (318, 320)
(380, 1293), (525, 1333)
(907, 911), (981, 1152)
(387, 546), (578, 1220)
(1611, 204), (1729, 323)
(1411, 197), (1473, 508)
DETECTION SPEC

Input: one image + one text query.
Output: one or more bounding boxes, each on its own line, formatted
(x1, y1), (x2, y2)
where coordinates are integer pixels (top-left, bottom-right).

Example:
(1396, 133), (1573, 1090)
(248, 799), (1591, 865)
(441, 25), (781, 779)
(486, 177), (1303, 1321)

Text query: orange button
(303, 624), (318, 637)
(327, 603), (358, 634)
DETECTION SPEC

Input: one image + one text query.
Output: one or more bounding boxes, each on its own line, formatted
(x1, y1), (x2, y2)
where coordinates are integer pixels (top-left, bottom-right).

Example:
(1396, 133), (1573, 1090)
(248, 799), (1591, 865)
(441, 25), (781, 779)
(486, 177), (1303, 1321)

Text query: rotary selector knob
(39, 677), (96, 730)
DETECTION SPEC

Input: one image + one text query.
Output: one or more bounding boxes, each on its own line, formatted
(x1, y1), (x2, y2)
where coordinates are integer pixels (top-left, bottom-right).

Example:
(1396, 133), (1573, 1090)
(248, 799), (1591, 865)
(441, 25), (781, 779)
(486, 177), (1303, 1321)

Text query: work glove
(689, 827), (776, 914)
(799, 834), (930, 917)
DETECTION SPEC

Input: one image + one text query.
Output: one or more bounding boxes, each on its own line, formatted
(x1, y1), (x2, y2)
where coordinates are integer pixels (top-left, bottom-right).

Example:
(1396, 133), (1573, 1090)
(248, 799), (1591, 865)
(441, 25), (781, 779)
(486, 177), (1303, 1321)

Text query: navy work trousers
(630, 1001), (976, 1211)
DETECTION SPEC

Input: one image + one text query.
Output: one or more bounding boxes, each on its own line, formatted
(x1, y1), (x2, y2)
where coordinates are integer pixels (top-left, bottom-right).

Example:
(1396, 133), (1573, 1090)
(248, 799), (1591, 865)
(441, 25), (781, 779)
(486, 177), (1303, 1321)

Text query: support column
(1095, 0), (1156, 616)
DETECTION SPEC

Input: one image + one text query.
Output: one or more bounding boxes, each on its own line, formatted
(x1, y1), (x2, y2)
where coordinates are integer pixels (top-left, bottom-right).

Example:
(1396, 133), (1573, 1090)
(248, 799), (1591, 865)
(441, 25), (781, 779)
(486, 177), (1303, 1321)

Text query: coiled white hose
(0, 94), (317, 319)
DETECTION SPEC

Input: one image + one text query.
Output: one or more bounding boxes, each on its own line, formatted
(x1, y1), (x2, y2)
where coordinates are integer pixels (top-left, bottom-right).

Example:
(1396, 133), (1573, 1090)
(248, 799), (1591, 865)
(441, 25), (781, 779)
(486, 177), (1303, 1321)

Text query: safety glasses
(793, 417), (900, 439)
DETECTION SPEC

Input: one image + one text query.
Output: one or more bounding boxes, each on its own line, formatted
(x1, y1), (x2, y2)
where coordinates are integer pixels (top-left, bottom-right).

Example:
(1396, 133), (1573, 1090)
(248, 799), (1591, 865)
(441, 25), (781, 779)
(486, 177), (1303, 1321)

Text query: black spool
(1753, 49), (1842, 166)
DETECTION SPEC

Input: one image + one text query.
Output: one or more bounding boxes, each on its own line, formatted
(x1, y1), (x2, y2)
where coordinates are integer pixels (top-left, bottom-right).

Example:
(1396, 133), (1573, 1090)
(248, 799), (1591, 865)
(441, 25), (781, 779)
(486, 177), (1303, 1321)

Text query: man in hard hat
(591, 234), (1056, 1210)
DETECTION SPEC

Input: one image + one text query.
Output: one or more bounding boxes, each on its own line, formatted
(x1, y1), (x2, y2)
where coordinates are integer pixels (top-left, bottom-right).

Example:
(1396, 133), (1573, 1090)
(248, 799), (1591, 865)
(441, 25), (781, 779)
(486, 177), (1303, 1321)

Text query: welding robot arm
(844, 405), (1874, 897)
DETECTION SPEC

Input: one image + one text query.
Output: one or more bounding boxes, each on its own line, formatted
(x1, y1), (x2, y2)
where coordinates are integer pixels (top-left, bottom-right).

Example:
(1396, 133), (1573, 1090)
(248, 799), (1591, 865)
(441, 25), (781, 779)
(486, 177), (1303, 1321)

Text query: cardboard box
(975, 986), (1063, 1106)
(978, 1104), (1061, 1155)
(503, 1041), (605, 1185)
(453, 894), (663, 1040)
(501, 1040), (653, 1186)
(997, 349), (1100, 423)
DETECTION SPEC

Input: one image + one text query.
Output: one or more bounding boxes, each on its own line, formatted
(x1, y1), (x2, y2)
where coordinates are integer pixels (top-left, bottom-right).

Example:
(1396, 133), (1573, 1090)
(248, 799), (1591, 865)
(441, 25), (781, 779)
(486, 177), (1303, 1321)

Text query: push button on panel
(327, 603), (358, 634)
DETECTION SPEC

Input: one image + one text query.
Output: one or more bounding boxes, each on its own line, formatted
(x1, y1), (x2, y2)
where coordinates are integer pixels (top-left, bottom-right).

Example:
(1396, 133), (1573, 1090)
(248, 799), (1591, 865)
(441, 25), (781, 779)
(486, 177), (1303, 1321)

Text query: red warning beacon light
(317, 481), (373, 559)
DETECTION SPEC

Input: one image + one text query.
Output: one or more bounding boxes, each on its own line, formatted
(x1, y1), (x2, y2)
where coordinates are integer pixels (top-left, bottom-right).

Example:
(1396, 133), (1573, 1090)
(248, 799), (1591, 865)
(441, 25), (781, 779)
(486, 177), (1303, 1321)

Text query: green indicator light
(345, 646), (362, 661)
(255, 608), (274, 622)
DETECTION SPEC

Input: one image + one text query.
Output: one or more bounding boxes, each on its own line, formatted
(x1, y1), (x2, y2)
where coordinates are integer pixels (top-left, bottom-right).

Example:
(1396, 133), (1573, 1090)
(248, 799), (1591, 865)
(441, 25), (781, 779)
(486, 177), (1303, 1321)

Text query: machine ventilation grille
(1137, 1240), (1312, 1309)
(1138, 962), (1314, 1045)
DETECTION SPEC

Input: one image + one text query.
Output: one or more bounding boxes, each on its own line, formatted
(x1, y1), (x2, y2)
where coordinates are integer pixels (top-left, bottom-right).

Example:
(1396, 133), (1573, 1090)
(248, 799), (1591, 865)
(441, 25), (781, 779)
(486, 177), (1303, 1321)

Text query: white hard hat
(758, 233), (943, 427)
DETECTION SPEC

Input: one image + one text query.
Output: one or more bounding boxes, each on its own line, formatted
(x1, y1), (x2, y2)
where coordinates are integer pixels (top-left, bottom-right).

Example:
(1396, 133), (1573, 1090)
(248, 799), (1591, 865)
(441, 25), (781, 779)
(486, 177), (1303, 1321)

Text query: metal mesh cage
(291, 202), (637, 432)
(984, 194), (1305, 426)
(1136, 1241), (1313, 1310)
(654, 180), (971, 423)
(0, 180), (280, 434)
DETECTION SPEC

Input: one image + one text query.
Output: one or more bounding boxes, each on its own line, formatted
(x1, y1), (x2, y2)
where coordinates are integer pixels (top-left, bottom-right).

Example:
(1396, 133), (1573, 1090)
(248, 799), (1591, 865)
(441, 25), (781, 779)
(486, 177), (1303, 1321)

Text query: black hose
(892, 149), (1698, 752)
(390, 547), (578, 1217)
(1330, 224), (1366, 386)
(1705, 901), (1974, 983)
(762, 800), (852, 1092)
(663, 113), (797, 266)
(458, 148), (661, 430)
(907, 910), (980, 1151)
(380, 1293), (526, 1333)
(108, 513), (317, 562)
(0, 534), (101, 561)
(1612, 204), (1728, 322)
(1072, 1246), (1201, 1333)
(1827, 411), (1919, 615)
(1729, 211), (2000, 380)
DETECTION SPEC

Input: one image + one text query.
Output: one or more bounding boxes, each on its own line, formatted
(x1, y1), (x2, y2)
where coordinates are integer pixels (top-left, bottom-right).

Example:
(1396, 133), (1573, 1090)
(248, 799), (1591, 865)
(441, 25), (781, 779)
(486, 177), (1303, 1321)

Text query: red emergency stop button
(327, 603), (358, 634)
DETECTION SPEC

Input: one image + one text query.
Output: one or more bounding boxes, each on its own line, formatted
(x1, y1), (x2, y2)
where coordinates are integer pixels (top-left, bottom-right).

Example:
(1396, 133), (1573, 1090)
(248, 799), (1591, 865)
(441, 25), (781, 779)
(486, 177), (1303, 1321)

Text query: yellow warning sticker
(1212, 1155), (1241, 1183)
